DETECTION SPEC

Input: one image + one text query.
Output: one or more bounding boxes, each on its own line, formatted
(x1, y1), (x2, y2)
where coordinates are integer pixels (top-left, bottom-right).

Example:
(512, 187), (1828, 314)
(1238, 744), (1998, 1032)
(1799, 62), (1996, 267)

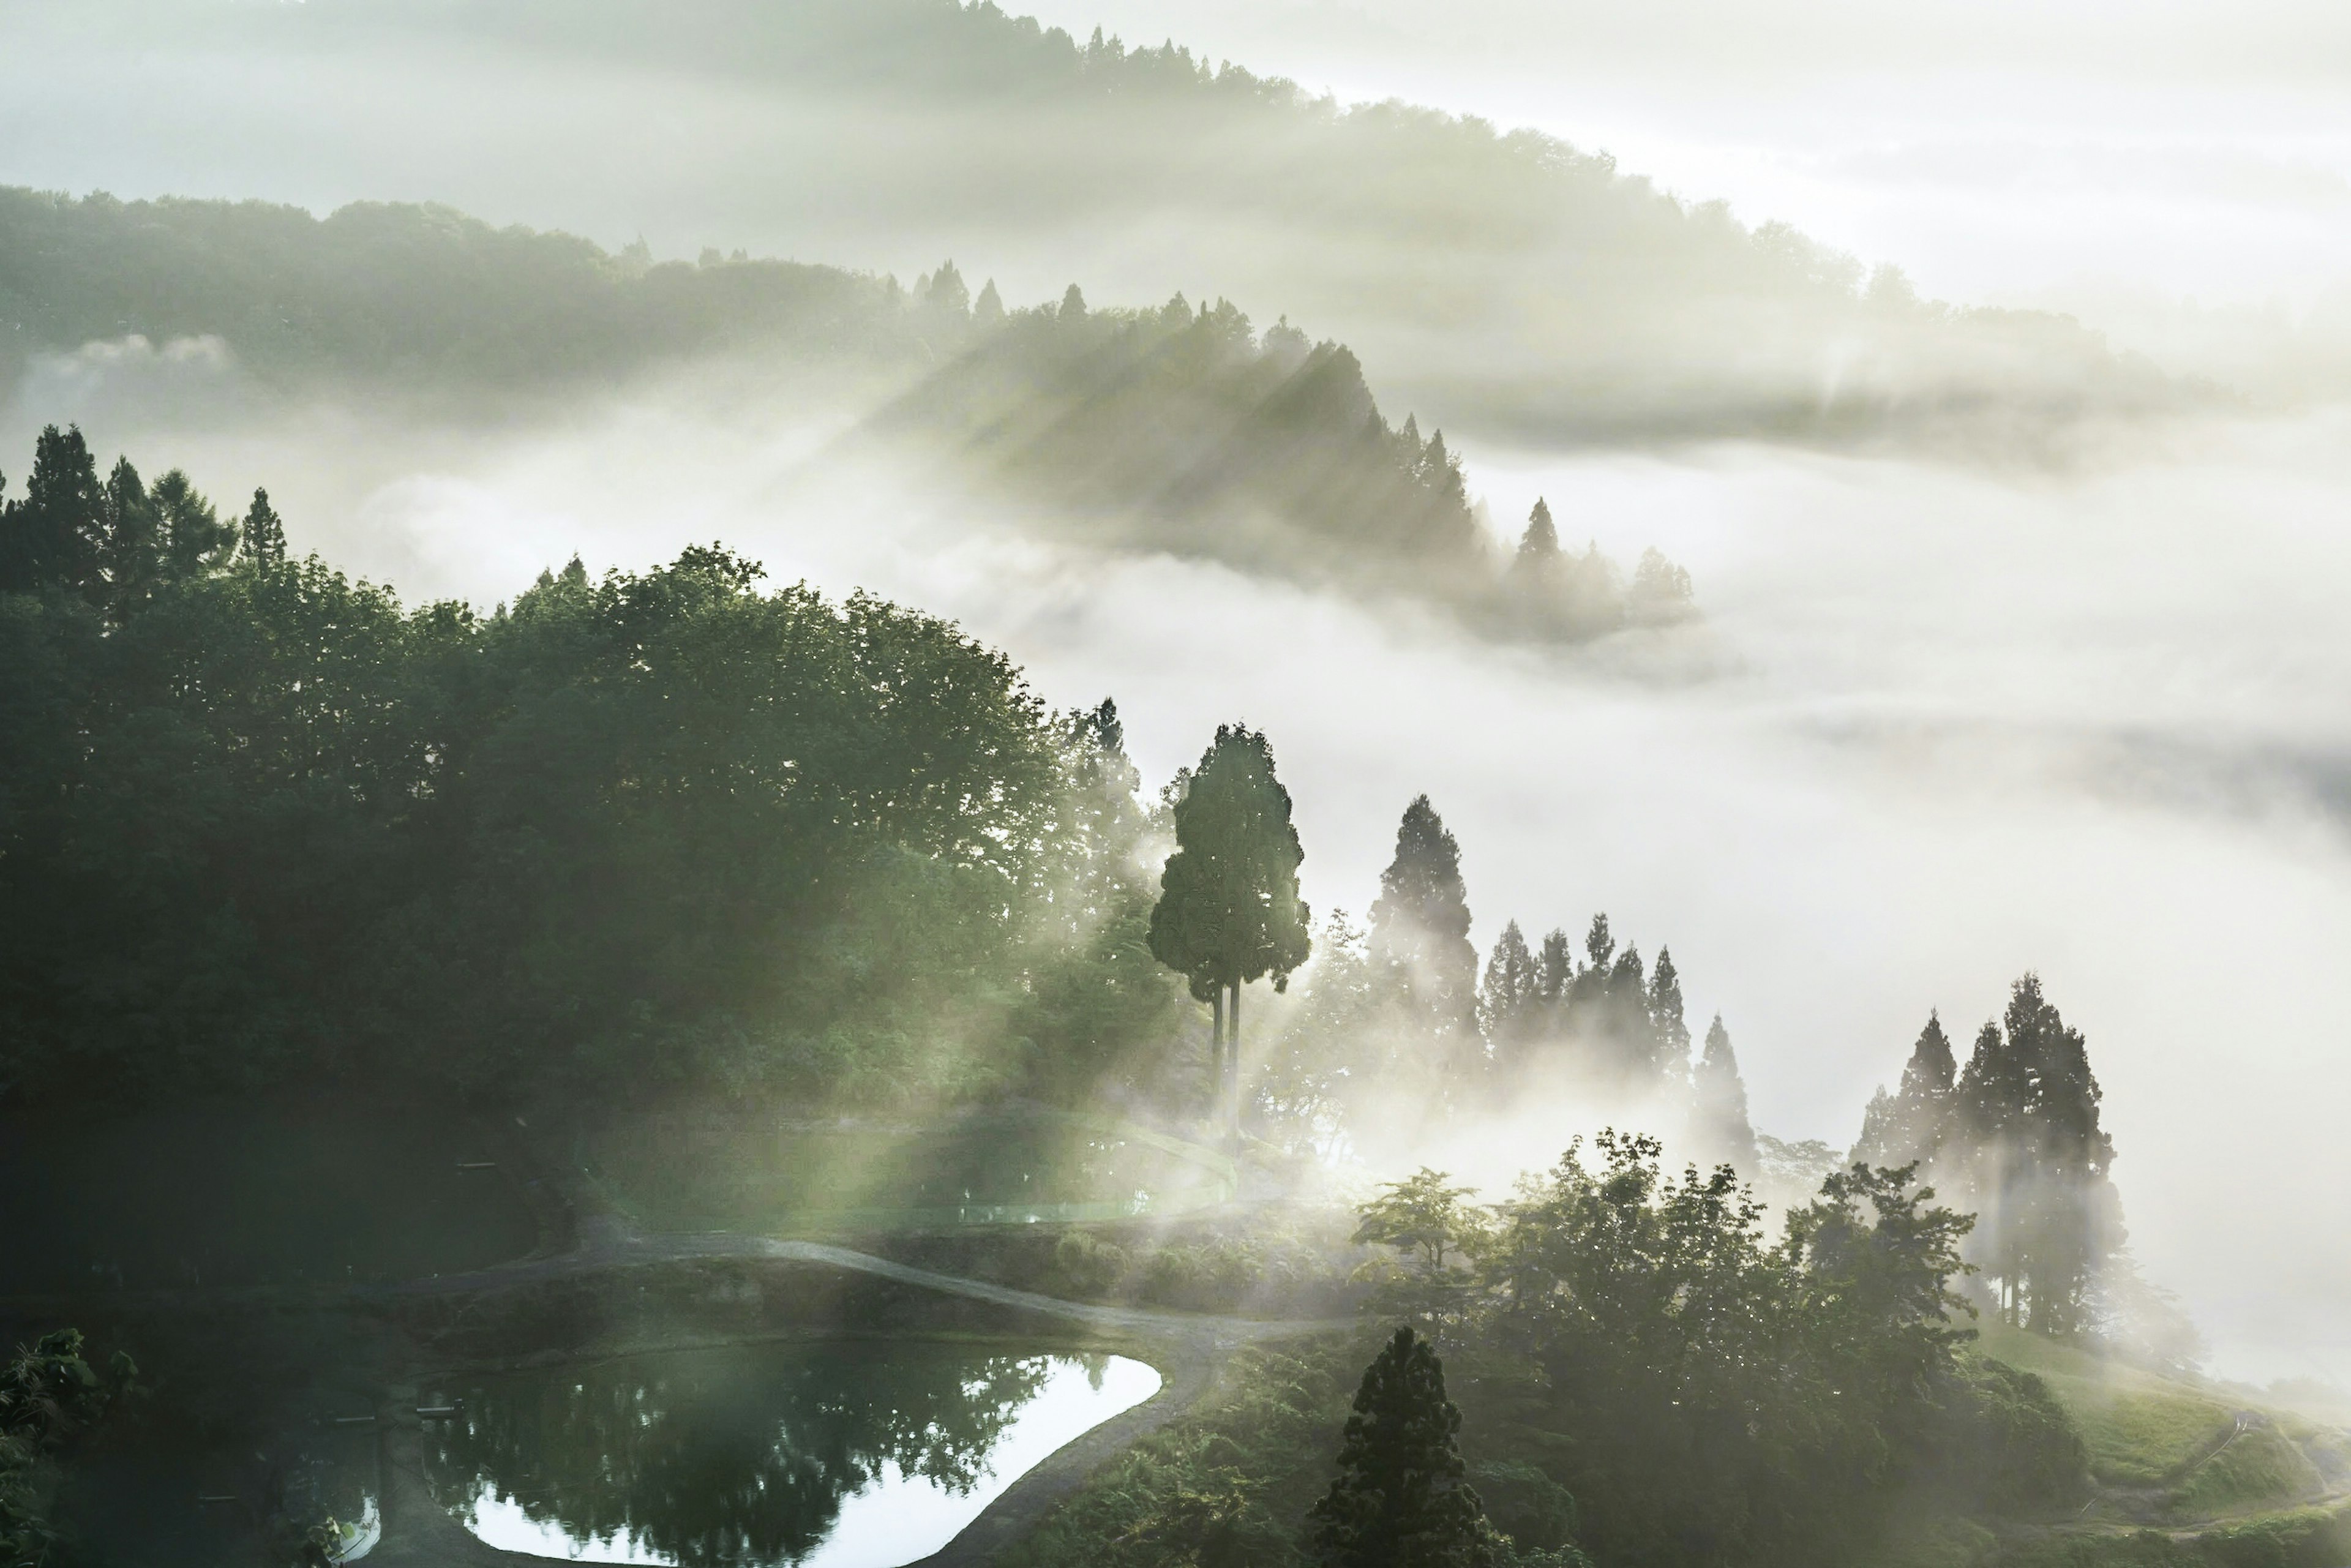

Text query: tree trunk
(1210, 986), (1225, 1133)
(1228, 980), (1243, 1145)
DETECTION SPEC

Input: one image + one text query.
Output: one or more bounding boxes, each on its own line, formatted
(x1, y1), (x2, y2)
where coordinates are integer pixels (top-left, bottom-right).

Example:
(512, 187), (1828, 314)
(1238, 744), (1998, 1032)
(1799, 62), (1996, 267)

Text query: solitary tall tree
(1513, 498), (1560, 574)
(1149, 724), (1311, 1139)
(1371, 796), (1480, 1081)
(1311, 1326), (1498, 1568)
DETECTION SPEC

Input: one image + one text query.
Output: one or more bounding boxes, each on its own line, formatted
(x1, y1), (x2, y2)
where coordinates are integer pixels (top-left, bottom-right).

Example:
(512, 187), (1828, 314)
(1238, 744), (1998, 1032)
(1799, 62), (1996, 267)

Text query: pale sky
(1024, 0), (2351, 317)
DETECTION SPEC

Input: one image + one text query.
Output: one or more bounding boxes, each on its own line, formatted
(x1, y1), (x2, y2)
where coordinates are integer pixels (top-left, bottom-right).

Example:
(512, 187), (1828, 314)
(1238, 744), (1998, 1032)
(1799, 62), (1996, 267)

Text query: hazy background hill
(1, 0), (2191, 449)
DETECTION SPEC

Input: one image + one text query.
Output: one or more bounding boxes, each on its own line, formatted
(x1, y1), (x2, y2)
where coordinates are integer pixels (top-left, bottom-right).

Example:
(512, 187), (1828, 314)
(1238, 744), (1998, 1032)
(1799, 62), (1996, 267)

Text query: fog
(6, 0), (2350, 1407)
(14, 331), (2344, 1386)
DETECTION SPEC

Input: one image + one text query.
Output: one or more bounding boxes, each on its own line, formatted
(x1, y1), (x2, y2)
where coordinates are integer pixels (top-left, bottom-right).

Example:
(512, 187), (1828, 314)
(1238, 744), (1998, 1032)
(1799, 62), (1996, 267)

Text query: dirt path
(366, 1220), (1344, 1567)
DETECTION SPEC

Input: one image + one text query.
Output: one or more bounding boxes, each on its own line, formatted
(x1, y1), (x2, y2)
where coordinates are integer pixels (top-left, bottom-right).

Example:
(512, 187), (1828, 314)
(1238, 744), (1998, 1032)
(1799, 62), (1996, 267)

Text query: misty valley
(4, 4), (2350, 1568)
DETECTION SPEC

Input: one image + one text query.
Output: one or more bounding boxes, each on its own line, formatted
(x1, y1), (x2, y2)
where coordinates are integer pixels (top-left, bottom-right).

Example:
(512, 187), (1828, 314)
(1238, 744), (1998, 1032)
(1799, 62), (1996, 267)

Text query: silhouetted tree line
(882, 287), (1694, 639)
(0, 188), (925, 391)
(1855, 985), (2123, 1336)
(0, 429), (1191, 1109)
(1251, 793), (1752, 1168)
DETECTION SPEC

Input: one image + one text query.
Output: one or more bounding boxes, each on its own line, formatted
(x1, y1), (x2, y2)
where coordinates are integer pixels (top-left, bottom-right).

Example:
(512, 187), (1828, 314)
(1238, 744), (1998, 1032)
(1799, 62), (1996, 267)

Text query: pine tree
(1605, 943), (1651, 1074)
(1370, 796), (1480, 1071)
(241, 487), (287, 567)
(921, 259), (970, 316)
(1691, 1014), (1761, 1176)
(973, 279), (1006, 328)
(1148, 724), (1312, 1139)
(0, 423), (107, 598)
(1310, 1327), (1499, 1568)
(1534, 928), (1573, 1015)
(1514, 498), (1560, 574)
(1059, 282), (1088, 320)
(1946, 978), (2119, 1333)
(1647, 945), (1691, 1079)
(151, 469), (234, 580)
(1855, 1011), (1958, 1169)
(1479, 920), (1538, 1069)
(99, 455), (161, 621)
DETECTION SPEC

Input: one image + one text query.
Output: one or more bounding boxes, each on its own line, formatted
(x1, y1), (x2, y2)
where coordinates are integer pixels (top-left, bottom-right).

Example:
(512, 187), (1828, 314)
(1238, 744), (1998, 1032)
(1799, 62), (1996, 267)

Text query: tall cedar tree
(241, 487), (287, 566)
(1690, 1013), (1761, 1176)
(1477, 920), (1539, 1070)
(1147, 724), (1311, 1138)
(1311, 1326), (1498, 1568)
(1932, 977), (2118, 1332)
(1370, 795), (1480, 1078)
(1513, 497), (1560, 574)
(0, 424), (105, 599)
(1854, 1011), (1957, 1170)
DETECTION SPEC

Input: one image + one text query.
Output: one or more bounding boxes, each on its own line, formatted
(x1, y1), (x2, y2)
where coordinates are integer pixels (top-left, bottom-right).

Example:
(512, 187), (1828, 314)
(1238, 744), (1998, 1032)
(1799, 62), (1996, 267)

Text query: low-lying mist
(11, 345), (2349, 1387)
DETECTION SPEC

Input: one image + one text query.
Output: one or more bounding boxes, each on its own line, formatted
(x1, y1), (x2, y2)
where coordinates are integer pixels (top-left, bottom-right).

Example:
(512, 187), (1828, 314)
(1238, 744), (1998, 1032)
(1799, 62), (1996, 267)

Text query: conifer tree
(99, 455), (161, 620)
(921, 259), (970, 316)
(1691, 1014), (1761, 1176)
(1058, 282), (1087, 320)
(1514, 498), (1560, 573)
(1535, 928), (1573, 1016)
(151, 469), (235, 580)
(1148, 724), (1311, 1138)
(973, 279), (1005, 328)
(1310, 1327), (1499, 1568)
(1478, 920), (1538, 1068)
(1947, 978), (2119, 1333)
(0, 423), (107, 598)
(1647, 945), (1691, 1079)
(1855, 1011), (1957, 1170)
(1605, 943), (1651, 1072)
(1370, 796), (1480, 1074)
(241, 487), (287, 567)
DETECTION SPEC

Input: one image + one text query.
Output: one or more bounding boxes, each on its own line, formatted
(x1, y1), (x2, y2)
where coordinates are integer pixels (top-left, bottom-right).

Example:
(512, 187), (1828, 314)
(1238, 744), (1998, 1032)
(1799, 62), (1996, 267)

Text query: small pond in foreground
(424, 1341), (1161, 1566)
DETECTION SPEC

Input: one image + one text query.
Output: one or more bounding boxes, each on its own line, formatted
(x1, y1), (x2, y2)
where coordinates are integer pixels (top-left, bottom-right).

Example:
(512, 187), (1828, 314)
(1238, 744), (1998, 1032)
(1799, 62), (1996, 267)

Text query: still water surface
(426, 1341), (1161, 1566)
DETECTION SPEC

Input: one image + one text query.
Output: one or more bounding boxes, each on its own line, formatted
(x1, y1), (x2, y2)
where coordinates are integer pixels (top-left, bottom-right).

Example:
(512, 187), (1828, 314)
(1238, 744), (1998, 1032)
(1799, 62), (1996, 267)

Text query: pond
(424, 1340), (1161, 1566)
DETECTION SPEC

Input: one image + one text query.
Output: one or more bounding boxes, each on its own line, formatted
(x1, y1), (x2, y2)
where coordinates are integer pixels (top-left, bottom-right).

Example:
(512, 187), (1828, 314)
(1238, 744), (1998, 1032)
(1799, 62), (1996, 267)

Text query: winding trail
(366, 1218), (1347, 1567)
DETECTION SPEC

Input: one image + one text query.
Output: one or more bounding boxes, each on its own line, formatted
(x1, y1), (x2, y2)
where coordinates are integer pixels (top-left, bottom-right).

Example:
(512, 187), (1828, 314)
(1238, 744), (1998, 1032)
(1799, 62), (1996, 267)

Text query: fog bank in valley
(13, 345), (2345, 1386)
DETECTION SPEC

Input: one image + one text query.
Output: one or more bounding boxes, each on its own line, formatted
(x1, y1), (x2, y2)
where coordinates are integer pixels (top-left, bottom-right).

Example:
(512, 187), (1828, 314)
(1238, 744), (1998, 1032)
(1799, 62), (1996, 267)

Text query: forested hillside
(0, 190), (1692, 639)
(5, 0), (2192, 445)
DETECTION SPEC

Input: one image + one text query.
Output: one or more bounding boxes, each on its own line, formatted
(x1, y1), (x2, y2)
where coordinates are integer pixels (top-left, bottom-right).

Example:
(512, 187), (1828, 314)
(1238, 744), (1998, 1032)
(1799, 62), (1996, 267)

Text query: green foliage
(0, 437), (1188, 1109)
(0, 1329), (137, 1566)
(1350, 1169), (1491, 1335)
(1311, 1327), (1502, 1568)
(1368, 796), (1480, 1072)
(1863, 978), (2121, 1337)
(1149, 724), (1311, 999)
(1003, 1340), (1359, 1568)
(1365, 1134), (2083, 1567)
(1974, 1319), (2233, 1489)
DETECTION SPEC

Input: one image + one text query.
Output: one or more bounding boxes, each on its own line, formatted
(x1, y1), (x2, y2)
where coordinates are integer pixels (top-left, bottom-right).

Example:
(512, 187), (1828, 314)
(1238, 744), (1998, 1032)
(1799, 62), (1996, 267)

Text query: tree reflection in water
(424, 1341), (1092, 1566)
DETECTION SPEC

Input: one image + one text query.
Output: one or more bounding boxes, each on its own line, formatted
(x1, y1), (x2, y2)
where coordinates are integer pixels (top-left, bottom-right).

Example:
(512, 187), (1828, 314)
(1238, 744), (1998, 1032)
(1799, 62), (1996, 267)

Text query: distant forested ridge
(7, 0), (2193, 446)
(0, 186), (921, 391)
(0, 189), (1692, 640)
